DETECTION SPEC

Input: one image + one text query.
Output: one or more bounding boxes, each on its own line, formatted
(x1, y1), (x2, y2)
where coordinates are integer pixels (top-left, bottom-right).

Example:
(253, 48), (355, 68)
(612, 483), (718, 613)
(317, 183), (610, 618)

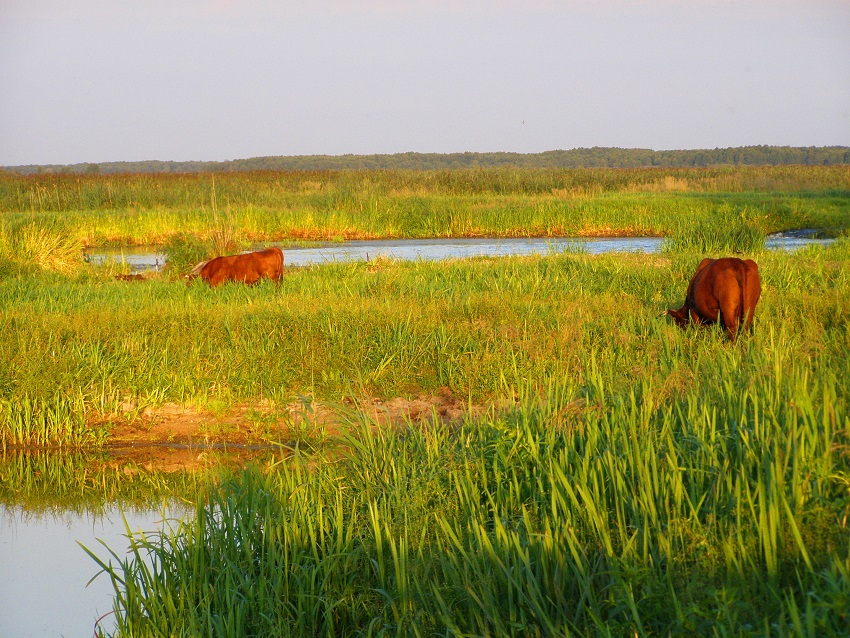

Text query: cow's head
(183, 259), (210, 284)
(663, 306), (690, 328)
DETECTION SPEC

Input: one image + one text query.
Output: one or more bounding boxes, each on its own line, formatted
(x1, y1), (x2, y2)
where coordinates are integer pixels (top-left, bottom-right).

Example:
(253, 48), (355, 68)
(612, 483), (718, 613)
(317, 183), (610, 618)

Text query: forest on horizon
(4, 145), (849, 175)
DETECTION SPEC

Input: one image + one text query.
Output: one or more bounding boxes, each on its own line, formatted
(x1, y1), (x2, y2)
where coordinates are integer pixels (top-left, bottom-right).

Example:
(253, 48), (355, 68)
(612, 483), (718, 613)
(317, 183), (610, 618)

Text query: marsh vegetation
(0, 165), (848, 636)
(1, 165), (848, 250)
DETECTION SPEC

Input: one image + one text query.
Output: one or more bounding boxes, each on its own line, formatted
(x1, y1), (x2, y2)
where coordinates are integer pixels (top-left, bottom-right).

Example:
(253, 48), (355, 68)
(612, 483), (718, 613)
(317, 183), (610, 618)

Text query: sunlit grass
(1, 166), (847, 635)
(1, 166), (847, 247)
(88, 357), (849, 635)
(0, 221), (84, 275)
(0, 240), (847, 451)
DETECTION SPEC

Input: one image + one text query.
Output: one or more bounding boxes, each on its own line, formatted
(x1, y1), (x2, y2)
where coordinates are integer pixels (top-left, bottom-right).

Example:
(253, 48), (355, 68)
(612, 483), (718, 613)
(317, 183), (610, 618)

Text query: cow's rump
(665, 257), (761, 341)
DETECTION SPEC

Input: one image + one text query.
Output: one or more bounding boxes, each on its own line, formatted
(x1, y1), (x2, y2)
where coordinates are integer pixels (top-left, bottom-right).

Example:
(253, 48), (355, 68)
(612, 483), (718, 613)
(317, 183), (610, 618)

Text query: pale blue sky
(1, 0), (848, 166)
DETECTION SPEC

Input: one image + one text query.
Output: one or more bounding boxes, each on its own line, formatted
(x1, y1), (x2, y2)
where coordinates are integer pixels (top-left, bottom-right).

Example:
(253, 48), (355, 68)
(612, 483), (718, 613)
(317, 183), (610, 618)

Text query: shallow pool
(0, 505), (183, 638)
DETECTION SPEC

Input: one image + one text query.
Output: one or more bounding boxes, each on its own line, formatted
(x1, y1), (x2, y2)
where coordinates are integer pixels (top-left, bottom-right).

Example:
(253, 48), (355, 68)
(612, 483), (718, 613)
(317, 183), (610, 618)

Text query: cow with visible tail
(187, 247), (284, 287)
(664, 257), (761, 342)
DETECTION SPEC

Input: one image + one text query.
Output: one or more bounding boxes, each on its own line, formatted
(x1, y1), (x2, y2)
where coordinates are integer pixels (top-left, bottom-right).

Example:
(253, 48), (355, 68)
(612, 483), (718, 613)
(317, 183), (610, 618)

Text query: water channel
(3, 231), (838, 636)
(86, 232), (836, 272)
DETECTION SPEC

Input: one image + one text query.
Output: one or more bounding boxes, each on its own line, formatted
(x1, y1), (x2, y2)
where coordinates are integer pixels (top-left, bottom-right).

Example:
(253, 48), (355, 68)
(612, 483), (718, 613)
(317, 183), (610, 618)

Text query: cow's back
(199, 255), (233, 286)
(244, 247), (283, 283)
(669, 256), (761, 341)
(198, 247), (283, 287)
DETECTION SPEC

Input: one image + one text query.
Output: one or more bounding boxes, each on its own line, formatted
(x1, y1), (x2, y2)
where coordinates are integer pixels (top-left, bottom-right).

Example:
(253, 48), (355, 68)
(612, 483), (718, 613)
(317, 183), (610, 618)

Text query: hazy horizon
(5, 145), (850, 171)
(2, 0), (848, 166)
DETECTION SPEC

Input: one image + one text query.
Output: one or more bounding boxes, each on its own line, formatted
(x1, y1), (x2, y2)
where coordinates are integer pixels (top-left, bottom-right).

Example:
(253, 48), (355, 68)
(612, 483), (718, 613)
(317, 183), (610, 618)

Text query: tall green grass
(0, 221), (84, 275)
(1, 167), (847, 247)
(2, 166), (848, 214)
(88, 353), (849, 635)
(660, 204), (767, 253)
(0, 393), (106, 449)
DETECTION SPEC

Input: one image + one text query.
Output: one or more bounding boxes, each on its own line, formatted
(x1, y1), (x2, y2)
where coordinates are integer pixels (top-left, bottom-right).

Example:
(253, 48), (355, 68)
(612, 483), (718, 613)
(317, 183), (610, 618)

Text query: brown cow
(664, 257), (761, 342)
(188, 247), (284, 287)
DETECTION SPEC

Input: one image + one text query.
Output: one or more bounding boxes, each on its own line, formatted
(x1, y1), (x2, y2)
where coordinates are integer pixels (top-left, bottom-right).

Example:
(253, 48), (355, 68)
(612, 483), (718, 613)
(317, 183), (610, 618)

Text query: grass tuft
(0, 222), (83, 273)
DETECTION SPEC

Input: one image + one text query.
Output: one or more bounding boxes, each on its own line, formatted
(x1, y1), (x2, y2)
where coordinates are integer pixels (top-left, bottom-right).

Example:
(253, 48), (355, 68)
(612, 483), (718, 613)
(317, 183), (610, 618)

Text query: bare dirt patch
(100, 389), (482, 470)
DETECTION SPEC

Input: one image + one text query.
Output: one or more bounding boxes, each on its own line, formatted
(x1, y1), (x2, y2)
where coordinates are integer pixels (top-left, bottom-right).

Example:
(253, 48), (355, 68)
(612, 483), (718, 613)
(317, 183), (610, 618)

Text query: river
(87, 233), (837, 272)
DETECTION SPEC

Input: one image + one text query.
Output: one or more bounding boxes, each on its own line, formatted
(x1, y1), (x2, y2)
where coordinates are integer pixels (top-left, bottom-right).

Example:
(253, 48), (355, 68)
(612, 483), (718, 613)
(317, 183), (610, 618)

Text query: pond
(0, 504), (182, 638)
(87, 233), (837, 272)
(0, 443), (279, 637)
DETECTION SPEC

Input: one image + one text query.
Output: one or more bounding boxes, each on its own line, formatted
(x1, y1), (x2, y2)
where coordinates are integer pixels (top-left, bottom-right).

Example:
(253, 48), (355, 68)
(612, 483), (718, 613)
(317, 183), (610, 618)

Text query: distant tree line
(5, 146), (849, 175)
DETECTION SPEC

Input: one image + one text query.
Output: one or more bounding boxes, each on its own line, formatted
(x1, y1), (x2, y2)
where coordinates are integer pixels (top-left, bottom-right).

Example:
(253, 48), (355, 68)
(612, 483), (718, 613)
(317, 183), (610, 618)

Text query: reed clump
(0, 393), (106, 450)
(661, 211), (766, 253)
(159, 233), (216, 274)
(0, 221), (84, 274)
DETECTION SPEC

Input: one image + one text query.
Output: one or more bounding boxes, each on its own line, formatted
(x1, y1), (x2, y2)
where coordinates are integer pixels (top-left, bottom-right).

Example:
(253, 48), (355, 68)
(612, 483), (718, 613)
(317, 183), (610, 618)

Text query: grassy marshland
(0, 166), (848, 248)
(0, 240), (847, 635)
(0, 165), (848, 635)
(0, 240), (846, 445)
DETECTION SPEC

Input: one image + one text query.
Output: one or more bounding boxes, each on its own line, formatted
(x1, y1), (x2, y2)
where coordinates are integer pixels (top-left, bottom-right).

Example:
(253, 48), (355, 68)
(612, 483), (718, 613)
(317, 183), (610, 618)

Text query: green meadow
(0, 165), (848, 636)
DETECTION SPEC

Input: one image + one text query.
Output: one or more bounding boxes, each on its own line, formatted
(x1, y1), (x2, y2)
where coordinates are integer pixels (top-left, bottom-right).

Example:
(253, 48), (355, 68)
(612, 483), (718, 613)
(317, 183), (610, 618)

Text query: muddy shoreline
(2, 391), (482, 470)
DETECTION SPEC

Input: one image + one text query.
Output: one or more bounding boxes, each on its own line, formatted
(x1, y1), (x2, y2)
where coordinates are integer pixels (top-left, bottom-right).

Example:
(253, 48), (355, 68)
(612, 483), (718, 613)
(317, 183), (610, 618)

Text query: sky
(1, 0), (848, 166)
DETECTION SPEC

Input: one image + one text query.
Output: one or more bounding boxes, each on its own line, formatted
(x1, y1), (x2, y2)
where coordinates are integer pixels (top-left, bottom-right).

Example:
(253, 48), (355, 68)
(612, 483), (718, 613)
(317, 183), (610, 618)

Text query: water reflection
(0, 448), (268, 637)
(0, 504), (183, 638)
(88, 246), (167, 271)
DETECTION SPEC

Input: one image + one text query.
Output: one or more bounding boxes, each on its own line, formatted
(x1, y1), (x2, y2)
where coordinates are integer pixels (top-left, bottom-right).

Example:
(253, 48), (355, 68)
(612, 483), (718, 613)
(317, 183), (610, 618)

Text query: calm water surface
(0, 505), (183, 638)
(89, 236), (663, 271)
(88, 234), (836, 272)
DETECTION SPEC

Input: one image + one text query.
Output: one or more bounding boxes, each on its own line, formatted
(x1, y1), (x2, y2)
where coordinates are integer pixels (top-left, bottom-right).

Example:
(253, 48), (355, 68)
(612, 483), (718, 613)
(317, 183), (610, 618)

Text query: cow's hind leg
(715, 271), (744, 342)
(718, 289), (743, 342)
(741, 260), (761, 335)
